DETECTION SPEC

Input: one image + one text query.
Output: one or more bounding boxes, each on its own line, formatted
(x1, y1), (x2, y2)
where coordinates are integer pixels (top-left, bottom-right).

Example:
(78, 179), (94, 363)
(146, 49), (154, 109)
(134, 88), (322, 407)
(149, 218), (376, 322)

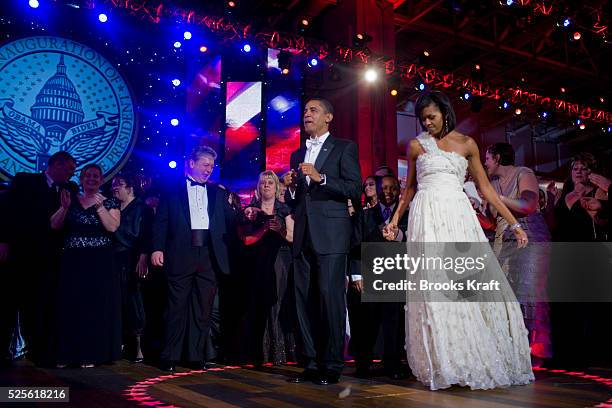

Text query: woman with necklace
(239, 171), (295, 365)
(51, 164), (121, 368)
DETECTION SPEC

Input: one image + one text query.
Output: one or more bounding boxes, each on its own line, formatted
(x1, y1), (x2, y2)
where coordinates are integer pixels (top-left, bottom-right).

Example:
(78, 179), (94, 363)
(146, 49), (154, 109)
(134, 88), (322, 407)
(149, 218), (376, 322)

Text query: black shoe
(386, 365), (411, 380)
(287, 369), (318, 383)
(160, 361), (176, 372)
(200, 361), (216, 370)
(354, 366), (372, 378)
(314, 371), (341, 385)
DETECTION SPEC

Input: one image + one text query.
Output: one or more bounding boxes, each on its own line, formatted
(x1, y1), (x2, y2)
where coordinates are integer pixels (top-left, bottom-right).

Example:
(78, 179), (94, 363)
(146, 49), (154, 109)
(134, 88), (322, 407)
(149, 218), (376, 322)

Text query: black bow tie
(188, 178), (207, 187)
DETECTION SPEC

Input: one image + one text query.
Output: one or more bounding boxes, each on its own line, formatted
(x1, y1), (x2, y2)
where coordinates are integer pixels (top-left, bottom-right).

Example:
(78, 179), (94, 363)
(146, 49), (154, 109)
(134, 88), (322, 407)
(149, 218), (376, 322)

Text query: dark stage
(2, 360), (612, 407)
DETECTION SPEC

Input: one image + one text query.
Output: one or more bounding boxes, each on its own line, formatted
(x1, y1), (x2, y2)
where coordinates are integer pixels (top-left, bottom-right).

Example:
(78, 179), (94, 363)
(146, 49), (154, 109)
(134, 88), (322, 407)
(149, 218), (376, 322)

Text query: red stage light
(573, 31), (582, 40)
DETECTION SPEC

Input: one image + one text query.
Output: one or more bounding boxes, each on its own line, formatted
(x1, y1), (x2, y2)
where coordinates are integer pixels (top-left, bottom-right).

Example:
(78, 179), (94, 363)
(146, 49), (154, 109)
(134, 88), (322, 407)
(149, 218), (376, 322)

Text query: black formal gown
(55, 198), (122, 365)
(242, 201), (296, 365)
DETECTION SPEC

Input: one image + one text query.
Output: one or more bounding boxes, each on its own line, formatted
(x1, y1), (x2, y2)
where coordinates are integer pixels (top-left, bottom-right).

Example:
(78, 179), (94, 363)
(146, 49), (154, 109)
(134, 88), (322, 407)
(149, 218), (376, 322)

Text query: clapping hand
(580, 196), (602, 212)
(93, 193), (106, 209)
(589, 173), (611, 193)
(244, 206), (262, 221)
(60, 189), (72, 210)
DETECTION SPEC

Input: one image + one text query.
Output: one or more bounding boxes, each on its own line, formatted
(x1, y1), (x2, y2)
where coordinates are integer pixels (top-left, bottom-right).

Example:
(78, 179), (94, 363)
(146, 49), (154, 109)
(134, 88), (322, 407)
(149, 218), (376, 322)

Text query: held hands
(151, 251), (164, 267)
(382, 222), (399, 241)
(350, 279), (364, 293)
(513, 227), (529, 248)
(60, 189), (72, 210)
(298, 163), (321, 183)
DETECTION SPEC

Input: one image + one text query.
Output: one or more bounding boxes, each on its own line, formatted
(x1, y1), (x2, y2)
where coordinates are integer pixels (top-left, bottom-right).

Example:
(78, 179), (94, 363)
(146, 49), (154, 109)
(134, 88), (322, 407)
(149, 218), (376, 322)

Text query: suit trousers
(162, 245), (217, 363)
(293, 227), (347, 374)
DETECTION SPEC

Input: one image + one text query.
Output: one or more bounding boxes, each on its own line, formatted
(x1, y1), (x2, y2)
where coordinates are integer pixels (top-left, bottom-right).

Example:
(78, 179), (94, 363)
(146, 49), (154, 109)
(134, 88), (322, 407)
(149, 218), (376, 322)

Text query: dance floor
(2, 360), (612, 407)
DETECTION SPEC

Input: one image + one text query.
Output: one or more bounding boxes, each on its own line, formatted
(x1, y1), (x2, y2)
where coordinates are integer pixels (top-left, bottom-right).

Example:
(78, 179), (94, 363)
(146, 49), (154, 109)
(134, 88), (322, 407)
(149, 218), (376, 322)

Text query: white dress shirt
(186, 178), (210, 229)
(304, 131), (330, 185)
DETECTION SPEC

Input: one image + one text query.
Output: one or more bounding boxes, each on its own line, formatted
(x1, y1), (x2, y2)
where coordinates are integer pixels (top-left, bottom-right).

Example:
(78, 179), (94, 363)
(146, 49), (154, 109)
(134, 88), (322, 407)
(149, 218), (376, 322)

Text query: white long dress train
(404, 132), (534, 390)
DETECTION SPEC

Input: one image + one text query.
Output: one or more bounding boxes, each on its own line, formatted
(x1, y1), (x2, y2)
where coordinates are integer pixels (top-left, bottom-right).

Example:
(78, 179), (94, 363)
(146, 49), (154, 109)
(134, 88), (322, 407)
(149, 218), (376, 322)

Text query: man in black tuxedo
(151, 145), (236, 372)
(0, 151), (77, 366)
(283, 98), (362, 385)
(348, 175), (410, 380)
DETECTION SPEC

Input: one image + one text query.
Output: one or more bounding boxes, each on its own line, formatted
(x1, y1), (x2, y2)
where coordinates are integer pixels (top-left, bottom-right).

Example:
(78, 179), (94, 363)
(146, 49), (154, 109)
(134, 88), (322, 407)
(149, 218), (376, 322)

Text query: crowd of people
(0, 94), (610, 390)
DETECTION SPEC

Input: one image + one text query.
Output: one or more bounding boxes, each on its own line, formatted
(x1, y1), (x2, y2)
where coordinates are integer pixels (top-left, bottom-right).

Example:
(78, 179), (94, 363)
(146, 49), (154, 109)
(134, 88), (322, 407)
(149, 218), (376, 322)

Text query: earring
(444, 119), (449, 136)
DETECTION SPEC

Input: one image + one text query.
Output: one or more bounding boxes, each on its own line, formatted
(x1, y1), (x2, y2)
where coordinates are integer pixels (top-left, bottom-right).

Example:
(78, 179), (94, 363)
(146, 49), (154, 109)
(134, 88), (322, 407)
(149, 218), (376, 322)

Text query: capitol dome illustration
(30, 54), (84, 142)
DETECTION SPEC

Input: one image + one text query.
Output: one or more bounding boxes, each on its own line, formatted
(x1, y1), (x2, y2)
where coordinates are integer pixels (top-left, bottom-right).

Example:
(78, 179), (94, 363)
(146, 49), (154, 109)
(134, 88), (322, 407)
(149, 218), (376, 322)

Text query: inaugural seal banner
(0, 36), (136, 180)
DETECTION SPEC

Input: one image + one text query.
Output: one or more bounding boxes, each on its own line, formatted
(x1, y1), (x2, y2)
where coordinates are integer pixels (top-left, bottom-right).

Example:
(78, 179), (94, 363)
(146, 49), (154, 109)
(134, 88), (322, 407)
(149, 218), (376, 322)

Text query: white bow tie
(306, 138), (322, 149)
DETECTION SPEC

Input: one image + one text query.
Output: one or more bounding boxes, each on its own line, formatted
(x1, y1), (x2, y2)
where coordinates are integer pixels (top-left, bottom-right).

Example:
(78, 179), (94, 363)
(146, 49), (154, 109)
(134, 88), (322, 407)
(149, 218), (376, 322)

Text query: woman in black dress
(240, 171), (295, 365)
(112, 173), (153, 362)
(51, 164), (121, 368)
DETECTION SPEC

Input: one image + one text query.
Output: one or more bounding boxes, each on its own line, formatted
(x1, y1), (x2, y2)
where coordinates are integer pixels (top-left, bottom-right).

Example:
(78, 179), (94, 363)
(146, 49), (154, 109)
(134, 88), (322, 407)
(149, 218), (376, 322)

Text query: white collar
(308, 131), (330, 144)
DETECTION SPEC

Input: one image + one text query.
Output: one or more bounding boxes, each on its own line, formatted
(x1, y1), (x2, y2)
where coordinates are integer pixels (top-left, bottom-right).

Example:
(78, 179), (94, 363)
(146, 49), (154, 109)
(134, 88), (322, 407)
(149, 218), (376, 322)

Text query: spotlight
(599, 96), (605, 103)
(563, 18), (571, 28)
(515, 107), (522, 115)
(174, 41), (182, 48)
(579, 123), (586, 130)
(168, 160), (177, 169)
(505, 0), (513, 5)
(183, 31), (192, 40)
(227, 1), (236, 7)
(364, 68), (378, 82)
(278, 51), (291, 75)
(199, 45), (208, 53)
(474, 64), (481, 70)
(301, 19), (309, 27)
(423, 50), (430, 57)
(170, 118), (179, 126)
(418, 82), (426, 91)
(576, 119), (582, 125)
(608, 126), (612, 133)
(460, 88), (471, 100)
(98, 13), (108, 23)
(560, 87), (566, 93)
(29, 0), (39, 8)
(538, 110), (549, 119)
(172, 78), (181, 86)
(390, 89), (398, 96)
(242, 43), (251, 53)
(573, 31), (582, 41)
(308, 57), (319, 67)
(498, 99), (510, 110)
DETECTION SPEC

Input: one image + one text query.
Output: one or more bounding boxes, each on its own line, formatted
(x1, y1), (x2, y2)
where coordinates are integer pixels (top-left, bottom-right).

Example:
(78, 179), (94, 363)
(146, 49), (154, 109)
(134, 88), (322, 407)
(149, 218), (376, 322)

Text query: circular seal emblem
(0, 36), (136, 180)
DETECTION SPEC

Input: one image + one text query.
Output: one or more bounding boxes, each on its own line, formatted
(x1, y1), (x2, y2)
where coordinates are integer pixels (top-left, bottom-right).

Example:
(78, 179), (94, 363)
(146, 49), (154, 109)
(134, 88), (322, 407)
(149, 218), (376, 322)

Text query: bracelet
(509, 222), (522, 231)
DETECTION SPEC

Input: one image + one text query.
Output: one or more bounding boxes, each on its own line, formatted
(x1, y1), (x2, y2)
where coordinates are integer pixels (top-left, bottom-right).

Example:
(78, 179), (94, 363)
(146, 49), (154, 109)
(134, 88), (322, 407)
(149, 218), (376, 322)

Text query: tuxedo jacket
(1, 172), (77, 258)
(152, 179), (237, 276)
(286, 135), (362, 256)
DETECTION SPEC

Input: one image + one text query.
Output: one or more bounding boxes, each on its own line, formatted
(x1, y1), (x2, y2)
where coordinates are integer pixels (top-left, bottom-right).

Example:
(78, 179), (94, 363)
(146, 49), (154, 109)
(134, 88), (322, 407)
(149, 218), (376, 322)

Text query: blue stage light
(183, 31), (192, 40)
(563, 18), (571, 27)
(506, 0), (513, 5)
(242, 43), (251, 53)
(418, 83), (425, 91)
(309, 58), (318, 67)
(168, 161), (177, 169)
(29, 0), (39, 8)
(174, 41), (182, 48)
(172, 79), (181, 86)
(98, 13), (108, 23)
(171, 118), (179, 126)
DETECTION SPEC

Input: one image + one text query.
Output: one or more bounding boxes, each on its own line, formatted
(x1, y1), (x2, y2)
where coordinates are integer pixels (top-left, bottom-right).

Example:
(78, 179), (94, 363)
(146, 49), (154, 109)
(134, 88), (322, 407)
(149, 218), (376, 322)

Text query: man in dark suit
(283, 98), (362, 385)
(0, 151), (77, 366)
(151, 145), (236, 372)
(348, 175), (410, 380)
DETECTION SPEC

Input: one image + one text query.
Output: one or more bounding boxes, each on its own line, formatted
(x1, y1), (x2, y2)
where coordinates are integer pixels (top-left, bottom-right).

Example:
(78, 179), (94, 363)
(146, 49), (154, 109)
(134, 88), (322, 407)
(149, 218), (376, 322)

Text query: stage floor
(2, 360), (612, 407)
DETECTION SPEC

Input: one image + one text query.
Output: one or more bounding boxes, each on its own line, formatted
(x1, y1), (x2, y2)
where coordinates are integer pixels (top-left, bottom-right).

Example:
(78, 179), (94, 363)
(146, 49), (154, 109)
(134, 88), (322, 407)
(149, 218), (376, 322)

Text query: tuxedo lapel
(314, 135), (335, 171)
(207, 184), (217, 220)
(180, 183), (191, 224)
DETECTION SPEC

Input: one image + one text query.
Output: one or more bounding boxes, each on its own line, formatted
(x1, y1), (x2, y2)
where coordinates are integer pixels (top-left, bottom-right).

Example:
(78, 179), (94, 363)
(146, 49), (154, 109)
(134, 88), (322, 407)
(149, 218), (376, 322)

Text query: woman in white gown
(384, 91), (534, 390)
